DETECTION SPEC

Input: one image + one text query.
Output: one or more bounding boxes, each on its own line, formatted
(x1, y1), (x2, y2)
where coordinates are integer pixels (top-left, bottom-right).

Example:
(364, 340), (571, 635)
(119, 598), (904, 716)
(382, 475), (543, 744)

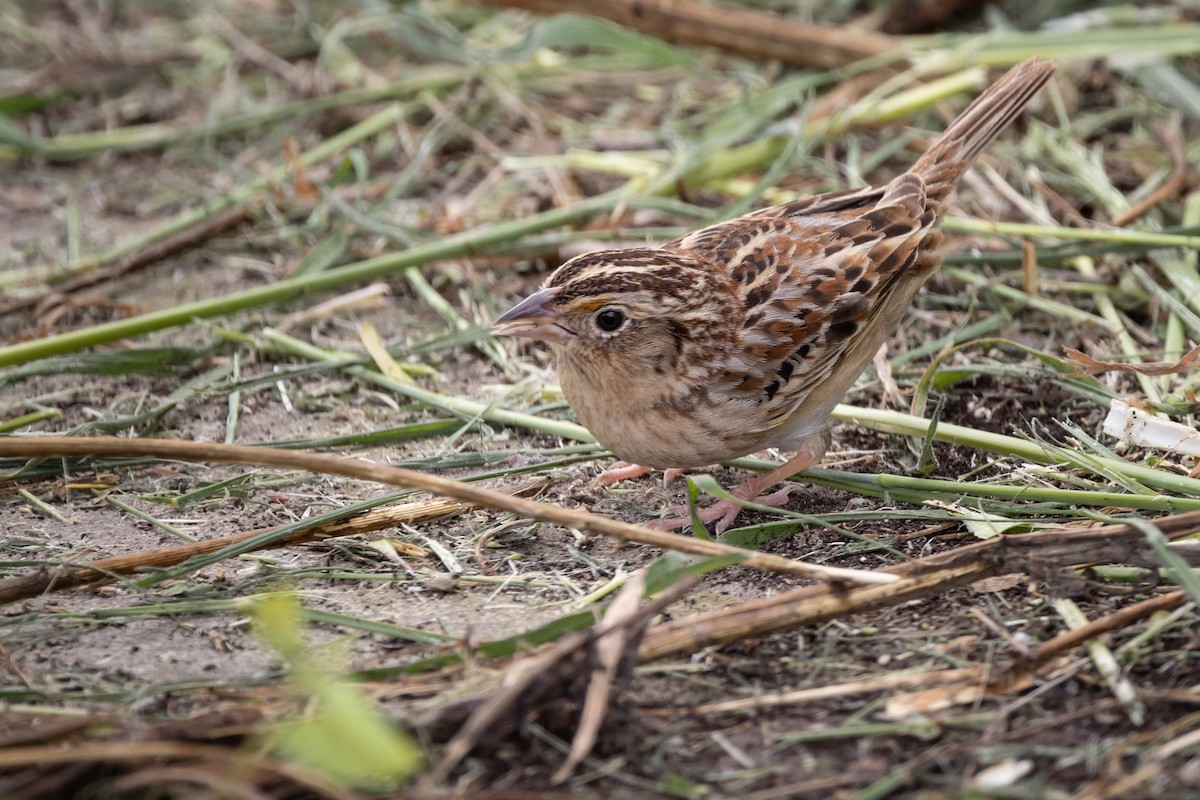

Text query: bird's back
(663, 59), (1056, 452)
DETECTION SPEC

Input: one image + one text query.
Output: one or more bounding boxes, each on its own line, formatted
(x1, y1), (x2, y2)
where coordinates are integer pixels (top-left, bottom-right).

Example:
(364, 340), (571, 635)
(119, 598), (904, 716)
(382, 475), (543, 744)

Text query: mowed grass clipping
(1, 2), (1199, 797)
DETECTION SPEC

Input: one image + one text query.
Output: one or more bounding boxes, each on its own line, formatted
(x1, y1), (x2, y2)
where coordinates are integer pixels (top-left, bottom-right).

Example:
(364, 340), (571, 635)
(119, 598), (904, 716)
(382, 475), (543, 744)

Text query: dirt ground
(5, 234), (1196, 797)
(3, 3), (1200, 798)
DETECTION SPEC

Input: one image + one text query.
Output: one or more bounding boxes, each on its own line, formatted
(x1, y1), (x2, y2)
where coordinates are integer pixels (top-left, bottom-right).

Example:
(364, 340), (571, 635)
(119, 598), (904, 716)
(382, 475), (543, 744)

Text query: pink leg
(652, 450), (818, 534)
(598, 464), (692, 486)
(596, 461), (654, 485)
(604, 462), (700, 489)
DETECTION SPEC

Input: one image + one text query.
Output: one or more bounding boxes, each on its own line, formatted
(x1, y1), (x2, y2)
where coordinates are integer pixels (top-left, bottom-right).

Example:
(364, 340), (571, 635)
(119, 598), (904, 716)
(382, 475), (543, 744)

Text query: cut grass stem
(0, 67), (471, 161)
(831, 404), (1200, 498)
(801, 468), (1200, 514)
(43, 104), (407, 282)
(261, 329), (595, 444)
(0, 191), (621, 368)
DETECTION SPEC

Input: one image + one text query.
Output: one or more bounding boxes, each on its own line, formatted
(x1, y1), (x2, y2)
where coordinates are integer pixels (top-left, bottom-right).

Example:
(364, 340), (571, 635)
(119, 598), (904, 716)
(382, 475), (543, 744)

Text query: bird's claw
(652, 484), (801, 534)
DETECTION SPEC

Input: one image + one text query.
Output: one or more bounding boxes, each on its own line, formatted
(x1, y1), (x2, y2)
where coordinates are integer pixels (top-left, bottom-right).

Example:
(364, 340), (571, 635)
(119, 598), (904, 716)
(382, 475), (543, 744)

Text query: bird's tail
(912, 58), (1056, 203)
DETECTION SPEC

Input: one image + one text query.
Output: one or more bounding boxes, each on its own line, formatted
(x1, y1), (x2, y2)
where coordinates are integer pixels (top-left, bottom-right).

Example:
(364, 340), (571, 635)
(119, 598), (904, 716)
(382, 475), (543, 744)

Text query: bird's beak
(491, 287), (573, 342)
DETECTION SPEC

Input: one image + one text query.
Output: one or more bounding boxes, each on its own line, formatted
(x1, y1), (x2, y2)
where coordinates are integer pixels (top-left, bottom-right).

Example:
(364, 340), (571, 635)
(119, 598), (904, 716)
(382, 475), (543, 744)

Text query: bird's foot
(652, 484), (802, 534)
(596, 461), (654, 485)
(597, 462), (688, 486)
(650, 449), (819, 534)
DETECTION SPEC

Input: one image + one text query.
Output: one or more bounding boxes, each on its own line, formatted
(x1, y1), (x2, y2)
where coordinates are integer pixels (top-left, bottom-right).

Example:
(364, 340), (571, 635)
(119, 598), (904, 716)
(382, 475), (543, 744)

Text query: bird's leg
(597, 463), (688, 486)
(596, 461), (654, 485)
(652, 448), (820, 534)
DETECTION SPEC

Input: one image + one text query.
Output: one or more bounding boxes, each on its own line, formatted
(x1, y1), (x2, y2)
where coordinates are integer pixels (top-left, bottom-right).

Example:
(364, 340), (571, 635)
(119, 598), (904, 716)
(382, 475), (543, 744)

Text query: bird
(492, 58), (1057, 533)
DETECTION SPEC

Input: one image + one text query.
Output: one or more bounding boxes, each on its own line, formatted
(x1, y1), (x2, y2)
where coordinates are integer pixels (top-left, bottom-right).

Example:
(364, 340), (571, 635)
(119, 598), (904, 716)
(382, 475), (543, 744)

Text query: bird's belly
(568, 394), (758, 470)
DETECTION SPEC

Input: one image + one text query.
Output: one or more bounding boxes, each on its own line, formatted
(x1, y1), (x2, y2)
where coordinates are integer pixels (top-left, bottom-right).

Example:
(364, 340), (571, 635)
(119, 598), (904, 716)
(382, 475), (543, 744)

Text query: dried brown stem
(431, 570), (695, 781)
(640, 512), (1200, 661)
(472, 0), (896, 68)
(1019, 589), (1188, 674)
(684, 666), (985, 715)
(640, 551), (988, 661)
(0, 741), (355, 800)
(0, 488), (552, 604)
(0, 206), (250, 318)
(0, 437), (893, 584)
(1110, 123), (1189, 228)
(1063, 343), (1200, 377)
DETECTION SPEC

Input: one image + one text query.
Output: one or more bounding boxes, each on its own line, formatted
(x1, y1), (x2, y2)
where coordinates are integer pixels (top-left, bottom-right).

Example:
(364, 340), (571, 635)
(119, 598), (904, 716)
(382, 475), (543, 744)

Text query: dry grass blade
(640, 511), (1200, 661)
(687, 667), (986, 715)
(0, 206), (250, 317)
(550, 569), (645, 784)
(1019, 589), (1189, 676)
(1110, 123), (1189, 228)
(432, 569), (695, 780)
(0, 484), (547, 604)
(640, 555), (988, 661)
(0, 741), (357, 800)
(0, 437), (895, 584)
(473, 0), (896, 67)
(1063, 344), (1200, 377)
(1052, 597), (1144, 724)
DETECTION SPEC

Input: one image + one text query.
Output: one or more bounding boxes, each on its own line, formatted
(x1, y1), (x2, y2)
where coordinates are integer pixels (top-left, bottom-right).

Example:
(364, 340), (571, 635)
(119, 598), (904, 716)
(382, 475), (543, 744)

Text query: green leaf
(0, 94), (53, 115)
(915, 395), (942, 476)
(954, 507), (1028, 540)
(643, 551), (746, 595)
(684, 476), (714, 539)
(249, 593), (423, 788)
(508, 14), (696, 69)
(931, 368), (981, 391)
(291, 227), (351, 277)
(658, 772), (711, 799)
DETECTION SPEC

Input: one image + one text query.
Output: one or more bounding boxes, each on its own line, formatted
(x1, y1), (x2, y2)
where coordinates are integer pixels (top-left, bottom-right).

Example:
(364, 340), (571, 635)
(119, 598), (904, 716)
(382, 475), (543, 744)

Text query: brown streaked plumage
(493, 58), (1057, 532)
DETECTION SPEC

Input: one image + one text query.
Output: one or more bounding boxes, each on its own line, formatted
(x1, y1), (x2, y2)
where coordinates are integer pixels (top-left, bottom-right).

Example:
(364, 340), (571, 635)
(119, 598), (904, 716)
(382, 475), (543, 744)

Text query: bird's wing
(667, 173), (937, 433)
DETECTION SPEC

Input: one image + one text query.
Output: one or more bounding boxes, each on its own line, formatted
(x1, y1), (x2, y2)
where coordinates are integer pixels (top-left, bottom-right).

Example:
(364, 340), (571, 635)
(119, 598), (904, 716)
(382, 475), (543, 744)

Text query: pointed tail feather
(912, 58), (1056, 202)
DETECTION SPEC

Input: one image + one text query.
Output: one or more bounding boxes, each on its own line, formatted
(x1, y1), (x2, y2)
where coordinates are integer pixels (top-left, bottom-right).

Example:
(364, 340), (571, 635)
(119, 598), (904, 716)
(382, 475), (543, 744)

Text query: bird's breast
(560, 370), (768, 469)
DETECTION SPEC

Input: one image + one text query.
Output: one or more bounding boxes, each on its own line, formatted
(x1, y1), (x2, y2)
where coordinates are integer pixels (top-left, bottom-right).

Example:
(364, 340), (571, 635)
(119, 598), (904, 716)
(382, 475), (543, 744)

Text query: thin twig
(472, 0), (896, 68)
(640, 511), (1200, 661)
(0, 437), (895, 584)
(0, 486), (548, 604)
(1110, 123), (1189, 228)
(0, 206), (251, 318)
(1017, 589), (1188, 675)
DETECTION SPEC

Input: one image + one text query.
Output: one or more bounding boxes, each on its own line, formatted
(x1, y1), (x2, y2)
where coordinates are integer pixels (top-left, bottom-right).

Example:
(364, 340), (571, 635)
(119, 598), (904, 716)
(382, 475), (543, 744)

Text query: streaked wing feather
(668, 174), (935, 434)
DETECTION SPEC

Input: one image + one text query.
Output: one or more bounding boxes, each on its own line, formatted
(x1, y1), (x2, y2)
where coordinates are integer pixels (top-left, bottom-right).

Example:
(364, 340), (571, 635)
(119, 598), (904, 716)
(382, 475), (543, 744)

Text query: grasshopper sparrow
(494, 58), (1056, 532)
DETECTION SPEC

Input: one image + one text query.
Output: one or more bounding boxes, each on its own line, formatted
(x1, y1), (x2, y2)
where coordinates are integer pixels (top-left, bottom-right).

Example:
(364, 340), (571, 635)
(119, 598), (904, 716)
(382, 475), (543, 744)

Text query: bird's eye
(594, 308), (627, 334)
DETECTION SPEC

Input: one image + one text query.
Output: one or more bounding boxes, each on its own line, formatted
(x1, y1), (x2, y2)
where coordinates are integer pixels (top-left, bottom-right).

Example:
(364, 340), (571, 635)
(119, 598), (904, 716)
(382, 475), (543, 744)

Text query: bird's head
(492, 249), (734, 390)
